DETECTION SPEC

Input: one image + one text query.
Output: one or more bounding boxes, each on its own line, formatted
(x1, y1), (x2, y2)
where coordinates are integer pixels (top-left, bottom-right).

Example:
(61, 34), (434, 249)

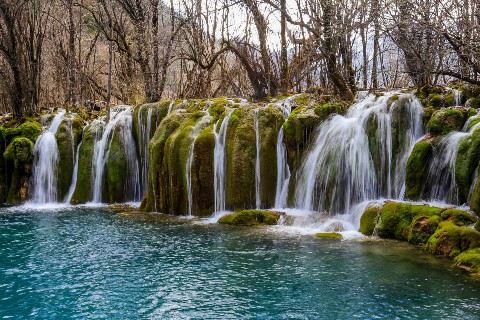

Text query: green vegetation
(359, 207), (378, 236)
(405, 140), (432, 200)
(316, 232), (342, 239)
(218, 210), (283, 226)
(427, 108), (468, 136)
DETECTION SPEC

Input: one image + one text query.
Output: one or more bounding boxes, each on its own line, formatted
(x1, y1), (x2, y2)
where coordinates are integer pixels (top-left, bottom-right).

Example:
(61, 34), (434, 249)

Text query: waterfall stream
(91, 106), (140, 203)
(64, 127), (85, 203)
(254, 110), (261, 209)
(213, 109), (235, 213)
(30, 109), (67, 203)
(138, 106), (154, 198)
(274, 98), (294, 208)
(294, 93), (424, 213)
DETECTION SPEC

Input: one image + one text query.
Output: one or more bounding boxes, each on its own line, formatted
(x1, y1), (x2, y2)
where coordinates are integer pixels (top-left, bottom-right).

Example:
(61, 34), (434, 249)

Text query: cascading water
(91, 106), (141, 203)
(167, 101), (175, 115)
(30, 109), (67, 203)
(274, 98), (294, 208)
(294, 93), (424, 213)
(422, 114), (480, 204)
(64, 125), (86, 203)
(454, 89), (462, 106)
(138, 106), (154, 197)
(213, 109), (235, 213)
(254, 110), (261, 209)
(186, 111), (213, 216)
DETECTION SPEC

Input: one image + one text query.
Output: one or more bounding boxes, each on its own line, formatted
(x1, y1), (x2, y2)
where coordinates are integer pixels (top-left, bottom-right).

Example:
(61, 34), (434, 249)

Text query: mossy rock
(454, 247), (480, 273)
(428, 94), (444, 108)
(71, 123), (100, 203)
(225, 108), (256, 210)
(360, 207), (379, 236)
(427, 220), (480, 257)
(313, 101), (348, 121)
(466, 118), (480, 132)
(377, 202), (443, 242)
(441, 208), (476, 226)
(475, 219), (480, 232)
(455, 130), (480, 203)
(444, 93), (456, 107)
(55, 117), (84, 201)
(316, 232), (342, 239)
(408, 215), (441, 245)
(3, 137), (35, 204)
(218, 210), (284, 226)
(5, 121), (42, 143)
(422, 106), (435, 126)
(189, 126), (215, 216)
(405, 140), (433, 200)
(427, 107), (468, 136)
(466, 97), (480, 109)
(4, 137), (34, 166)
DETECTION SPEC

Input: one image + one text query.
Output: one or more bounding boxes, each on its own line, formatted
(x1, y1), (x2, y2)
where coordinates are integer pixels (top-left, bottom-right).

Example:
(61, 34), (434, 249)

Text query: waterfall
(64, 126), (85, 203)
(454, 90), (462, 106)
(424, 114), (480, 204)
(294, 93), (424, 213)
(167, 101), (175, 115)
(274, 98), (293, 208)
(30, 109), (67, 203)
(138, 106), (153, 197)
(186, 112), (213, 216)
(91, 106), (140, 203)
(213, 109), (235, 213)
(254, 110), (261, 209)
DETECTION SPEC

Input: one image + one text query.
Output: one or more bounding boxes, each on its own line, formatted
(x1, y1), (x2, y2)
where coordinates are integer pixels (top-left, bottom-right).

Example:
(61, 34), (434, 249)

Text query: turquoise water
(1, 207), (479, 319)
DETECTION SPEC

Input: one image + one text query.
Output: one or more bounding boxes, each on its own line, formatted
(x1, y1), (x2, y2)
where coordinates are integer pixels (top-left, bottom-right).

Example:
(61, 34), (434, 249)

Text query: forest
(1, 0), (479, 118)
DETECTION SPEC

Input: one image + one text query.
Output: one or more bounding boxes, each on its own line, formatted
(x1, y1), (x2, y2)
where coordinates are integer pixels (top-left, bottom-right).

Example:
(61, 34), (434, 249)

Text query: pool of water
(1, 206), (479, 319)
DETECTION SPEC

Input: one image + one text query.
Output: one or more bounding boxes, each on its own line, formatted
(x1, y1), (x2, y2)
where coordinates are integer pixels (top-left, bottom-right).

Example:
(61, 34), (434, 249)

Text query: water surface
(1, 207), (479, 319)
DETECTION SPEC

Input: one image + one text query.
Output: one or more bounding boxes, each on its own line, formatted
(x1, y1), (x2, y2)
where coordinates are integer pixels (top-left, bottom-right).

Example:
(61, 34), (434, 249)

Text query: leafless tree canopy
(0, 0), (479, 117)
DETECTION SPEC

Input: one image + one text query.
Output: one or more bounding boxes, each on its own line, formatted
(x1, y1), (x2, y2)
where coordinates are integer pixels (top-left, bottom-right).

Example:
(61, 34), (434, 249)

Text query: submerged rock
(218, 210), (284, 226)
(315, 232), (342, 239)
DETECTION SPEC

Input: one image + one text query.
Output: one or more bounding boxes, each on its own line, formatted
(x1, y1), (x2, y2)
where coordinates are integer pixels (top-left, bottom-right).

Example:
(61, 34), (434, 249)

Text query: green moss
(5, 121), (42, 142)
(427, 220), (480, 257)
(4, 137), (34, 165)
(377, 202), (443, 241)
(428, 108), (466, 136)
(454, 131), (480, 203)
(428, 94), (443, 108)
(191, 126), (216, 216)
(467, 97), (480, 109)
(360, 207), (379, 236)
(313, 101), (348, 120)
(422, 107), (435, 125)
(218, 210), (283, 226)
(454, 247), (480, 273)
(225, 108), (256, 209)
(316, 232), (342, 239)
(408, 215), (441, 245)
(440, 209), (476, 226)
(405, 140), (433, 200)
(444, 93), (455, 107)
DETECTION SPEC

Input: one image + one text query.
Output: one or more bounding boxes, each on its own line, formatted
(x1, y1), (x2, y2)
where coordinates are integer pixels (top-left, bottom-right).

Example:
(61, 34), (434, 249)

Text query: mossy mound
(427, 221), (480, 257)
(71, 123), (99, 203)
(360, 207), (379, 236)
(376, 202), (444, 242)
(5, 121), (42, 143)
(454, 129), (480, 203)
(440, 208), (476, 226)
(427, 107), (469, 136)
(316, 232), (343, 239)
(55, 117), (84, 201)
(3, 137), (35, 204)
(218, 210), (284, 226)
(454, 247), (480, 273)
(225, 108), (256, 209)
(405, 140), (433, 200)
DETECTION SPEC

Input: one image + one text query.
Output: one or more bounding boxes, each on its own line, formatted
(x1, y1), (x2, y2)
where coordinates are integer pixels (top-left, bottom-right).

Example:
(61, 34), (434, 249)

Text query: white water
(64, 129), (84, 203)
(274, 97), (294, 208)
(91, 106), (141, 203)
(138, 106), (154, 197)
(254, 110), (261, 209)
(186, 112), (213, 216)
(294, 93), (424, 213)
(213, 109), (235, 213)
(454, 89), (462, 106)
(167, 101), (175, 115)
(31, 109), (67, 203)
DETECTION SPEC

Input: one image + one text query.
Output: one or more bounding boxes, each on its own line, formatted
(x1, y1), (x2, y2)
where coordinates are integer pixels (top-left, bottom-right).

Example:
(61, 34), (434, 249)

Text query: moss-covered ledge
(359, 201), (480, 274)
(218, 210), (285, 226)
